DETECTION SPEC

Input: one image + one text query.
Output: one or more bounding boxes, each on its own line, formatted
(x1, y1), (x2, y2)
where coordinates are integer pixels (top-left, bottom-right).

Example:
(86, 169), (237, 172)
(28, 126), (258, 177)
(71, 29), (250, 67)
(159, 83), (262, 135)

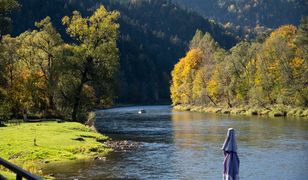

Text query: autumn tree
(0, 34), (36, 119)
(18, 17), (64, 115)
(171, 56), (185, 105)
(254, 25), (300, 105)
(171, 31), (225, 106)
(181, 49), (203, 104)
(62, 6), (120, 122)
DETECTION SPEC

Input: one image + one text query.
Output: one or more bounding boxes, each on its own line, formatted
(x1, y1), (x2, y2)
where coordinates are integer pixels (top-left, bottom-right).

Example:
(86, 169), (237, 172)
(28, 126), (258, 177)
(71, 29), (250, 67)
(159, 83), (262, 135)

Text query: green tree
(62, 6), (120, 122)
(0, 0), (19, 121)
(225, 41), (260, 105)
(192, 68), (207, 104)
(0, 0), (19, 37)
(294, 17), (308, 105)
(0, 35), (34, 118)
(0, 35), (19, 119)
(189, 29), (204, 49)
(296, 17), (308, 60)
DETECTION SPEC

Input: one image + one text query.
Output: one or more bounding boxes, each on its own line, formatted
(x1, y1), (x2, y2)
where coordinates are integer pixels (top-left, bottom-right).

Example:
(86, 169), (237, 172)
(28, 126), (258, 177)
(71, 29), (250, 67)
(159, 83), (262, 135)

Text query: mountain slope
(102, 0), (237, 103)
(174, 0), (308, 29)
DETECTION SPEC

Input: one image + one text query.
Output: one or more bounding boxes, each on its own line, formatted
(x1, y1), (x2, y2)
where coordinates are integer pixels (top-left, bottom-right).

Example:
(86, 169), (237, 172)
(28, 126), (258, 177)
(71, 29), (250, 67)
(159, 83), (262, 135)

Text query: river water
(44, 105), (308, 179)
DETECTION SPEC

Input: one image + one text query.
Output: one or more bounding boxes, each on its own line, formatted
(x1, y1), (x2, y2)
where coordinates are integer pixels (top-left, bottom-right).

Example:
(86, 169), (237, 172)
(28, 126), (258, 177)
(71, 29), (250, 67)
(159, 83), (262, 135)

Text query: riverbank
(173, 105), (308, 118)
(0, 121), (112, 177)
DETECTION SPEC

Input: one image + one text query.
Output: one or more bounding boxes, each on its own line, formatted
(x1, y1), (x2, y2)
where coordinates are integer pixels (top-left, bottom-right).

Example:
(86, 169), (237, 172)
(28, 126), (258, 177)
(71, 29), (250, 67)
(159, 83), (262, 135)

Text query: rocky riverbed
(104, 139), (142, 152)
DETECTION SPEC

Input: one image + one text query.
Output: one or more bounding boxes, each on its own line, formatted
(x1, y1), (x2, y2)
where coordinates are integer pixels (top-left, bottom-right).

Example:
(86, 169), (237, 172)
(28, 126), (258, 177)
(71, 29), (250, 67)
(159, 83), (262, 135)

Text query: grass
(0, 170), (15, 180)
(0, 121), (111, 177)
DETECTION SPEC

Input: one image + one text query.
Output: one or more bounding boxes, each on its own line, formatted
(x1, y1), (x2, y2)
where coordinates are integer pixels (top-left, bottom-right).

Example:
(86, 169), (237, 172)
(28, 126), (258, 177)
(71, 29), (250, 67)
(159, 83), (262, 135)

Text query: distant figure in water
(222, 128), (240, 180)
(138, 109), (146, 114)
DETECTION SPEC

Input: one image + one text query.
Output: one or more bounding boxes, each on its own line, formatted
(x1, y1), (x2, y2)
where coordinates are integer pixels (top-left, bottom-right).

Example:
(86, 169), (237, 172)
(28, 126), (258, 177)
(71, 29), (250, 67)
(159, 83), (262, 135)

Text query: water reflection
(43, 106), (308, 179)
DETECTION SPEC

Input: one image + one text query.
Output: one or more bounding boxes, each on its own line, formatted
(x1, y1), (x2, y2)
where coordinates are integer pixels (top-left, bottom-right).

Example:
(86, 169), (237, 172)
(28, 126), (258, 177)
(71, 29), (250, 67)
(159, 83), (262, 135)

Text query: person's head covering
(222, 128), (237, 152)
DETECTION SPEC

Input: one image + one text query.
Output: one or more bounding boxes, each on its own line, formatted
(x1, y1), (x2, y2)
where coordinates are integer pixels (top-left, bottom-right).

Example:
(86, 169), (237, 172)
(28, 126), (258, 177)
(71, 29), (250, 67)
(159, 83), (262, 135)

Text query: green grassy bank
(173, 105), (308, 118)
(0, 121), (111, 178)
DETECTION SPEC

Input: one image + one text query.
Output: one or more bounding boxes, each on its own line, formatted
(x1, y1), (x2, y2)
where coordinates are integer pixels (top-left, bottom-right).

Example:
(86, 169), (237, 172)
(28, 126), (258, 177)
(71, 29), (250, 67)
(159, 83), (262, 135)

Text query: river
(43, 105), (308, 179)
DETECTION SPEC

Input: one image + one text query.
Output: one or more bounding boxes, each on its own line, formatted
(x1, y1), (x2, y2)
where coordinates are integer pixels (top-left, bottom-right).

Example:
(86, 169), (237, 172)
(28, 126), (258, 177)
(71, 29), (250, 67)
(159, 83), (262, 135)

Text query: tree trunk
(72, 89), (82, 122)
(207, 95), (217, 106)
(227, 98), (232, 108)
(22, 109), (28, 122)
(226, 92), (232, 108)
(47, 55), (56, 113)
(72, 57), (92, 122)
(48, 95), (56, 115)
(72, 74), (87, 122)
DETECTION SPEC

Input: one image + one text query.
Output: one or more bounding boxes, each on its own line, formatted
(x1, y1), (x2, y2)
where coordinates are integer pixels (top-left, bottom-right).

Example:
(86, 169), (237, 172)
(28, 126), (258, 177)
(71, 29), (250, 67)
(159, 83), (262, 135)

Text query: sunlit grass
(0, 121), (111, 176)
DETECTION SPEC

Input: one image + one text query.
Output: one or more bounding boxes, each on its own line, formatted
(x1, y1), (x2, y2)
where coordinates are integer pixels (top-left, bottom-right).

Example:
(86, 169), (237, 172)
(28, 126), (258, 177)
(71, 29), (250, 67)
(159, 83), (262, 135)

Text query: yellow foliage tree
(192, 69), (206, 104)
(171, 49), (203, 105)
(255, 25), (306, 105)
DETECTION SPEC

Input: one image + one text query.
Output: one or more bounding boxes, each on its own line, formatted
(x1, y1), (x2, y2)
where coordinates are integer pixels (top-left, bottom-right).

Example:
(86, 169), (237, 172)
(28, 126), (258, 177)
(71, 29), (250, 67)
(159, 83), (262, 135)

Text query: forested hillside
(11, 0), (237, 104)
(171, 17), (308, 116)
(174, 0), (308, 38)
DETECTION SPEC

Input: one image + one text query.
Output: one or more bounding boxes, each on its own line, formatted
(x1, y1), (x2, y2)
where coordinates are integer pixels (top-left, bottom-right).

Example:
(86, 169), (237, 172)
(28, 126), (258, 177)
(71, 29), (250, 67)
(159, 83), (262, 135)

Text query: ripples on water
(43, 105), (308, 179)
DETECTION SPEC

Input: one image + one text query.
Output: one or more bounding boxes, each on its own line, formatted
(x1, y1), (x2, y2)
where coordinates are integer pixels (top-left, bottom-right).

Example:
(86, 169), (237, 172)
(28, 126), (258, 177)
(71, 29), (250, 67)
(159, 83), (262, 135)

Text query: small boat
(138, 109), (146, 114)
